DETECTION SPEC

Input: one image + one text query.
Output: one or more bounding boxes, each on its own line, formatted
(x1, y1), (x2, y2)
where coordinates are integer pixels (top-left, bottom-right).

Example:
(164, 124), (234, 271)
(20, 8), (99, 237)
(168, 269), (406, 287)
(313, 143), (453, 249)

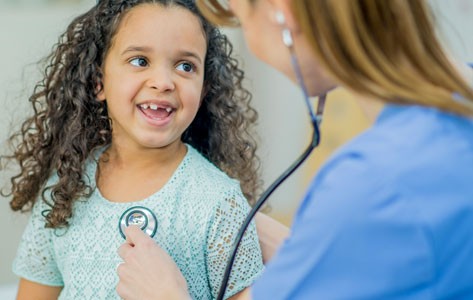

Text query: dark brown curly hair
(1, 0), (261, 228)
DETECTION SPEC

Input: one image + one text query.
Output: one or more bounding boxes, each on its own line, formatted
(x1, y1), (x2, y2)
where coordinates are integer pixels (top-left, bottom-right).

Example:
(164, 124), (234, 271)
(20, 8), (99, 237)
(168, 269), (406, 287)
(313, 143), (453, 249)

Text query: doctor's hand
(116, 225), (191, 300)
(255, 213), (289, 263)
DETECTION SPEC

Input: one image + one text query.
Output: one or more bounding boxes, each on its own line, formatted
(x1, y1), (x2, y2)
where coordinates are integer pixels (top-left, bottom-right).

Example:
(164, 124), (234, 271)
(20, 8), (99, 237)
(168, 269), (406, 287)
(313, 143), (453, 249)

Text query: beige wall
(1, 0), (472, 289)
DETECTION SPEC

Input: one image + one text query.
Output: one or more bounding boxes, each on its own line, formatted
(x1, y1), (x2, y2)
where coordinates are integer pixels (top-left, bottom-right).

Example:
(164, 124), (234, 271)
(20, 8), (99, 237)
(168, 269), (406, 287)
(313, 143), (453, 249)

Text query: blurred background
(0, 0), (472, 297)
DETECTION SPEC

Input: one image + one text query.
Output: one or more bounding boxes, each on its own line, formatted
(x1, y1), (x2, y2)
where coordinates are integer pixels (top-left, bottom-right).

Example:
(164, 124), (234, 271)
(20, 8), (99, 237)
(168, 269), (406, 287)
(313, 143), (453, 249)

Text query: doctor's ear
(274, 11), (294, 47)
(269, 0), (299, 32)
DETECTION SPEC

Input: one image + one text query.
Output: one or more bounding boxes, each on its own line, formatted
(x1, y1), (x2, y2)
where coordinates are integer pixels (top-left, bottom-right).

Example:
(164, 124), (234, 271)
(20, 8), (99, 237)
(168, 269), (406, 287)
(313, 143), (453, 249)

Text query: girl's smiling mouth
(138, 102), (175, 121)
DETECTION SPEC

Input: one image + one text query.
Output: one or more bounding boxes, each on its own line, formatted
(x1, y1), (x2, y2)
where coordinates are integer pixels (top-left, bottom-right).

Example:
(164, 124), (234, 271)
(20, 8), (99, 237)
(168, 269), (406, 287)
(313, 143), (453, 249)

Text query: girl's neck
(97, 141), (188, 203)
(105, 141), (187, 170)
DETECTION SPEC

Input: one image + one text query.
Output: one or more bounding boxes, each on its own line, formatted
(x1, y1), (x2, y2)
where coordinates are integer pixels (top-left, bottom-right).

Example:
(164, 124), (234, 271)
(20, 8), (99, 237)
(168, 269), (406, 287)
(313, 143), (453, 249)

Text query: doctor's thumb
(124, 224), (150, 246)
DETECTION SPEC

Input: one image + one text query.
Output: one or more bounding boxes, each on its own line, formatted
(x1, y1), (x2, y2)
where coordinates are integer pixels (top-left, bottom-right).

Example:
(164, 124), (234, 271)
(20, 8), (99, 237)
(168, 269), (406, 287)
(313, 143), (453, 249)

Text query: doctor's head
(198, 0), (473, 116)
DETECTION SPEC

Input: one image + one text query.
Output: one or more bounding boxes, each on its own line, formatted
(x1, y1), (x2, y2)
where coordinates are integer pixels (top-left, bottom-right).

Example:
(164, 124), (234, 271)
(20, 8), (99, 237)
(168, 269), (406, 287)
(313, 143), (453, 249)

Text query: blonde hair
(197, 0), (473, 116)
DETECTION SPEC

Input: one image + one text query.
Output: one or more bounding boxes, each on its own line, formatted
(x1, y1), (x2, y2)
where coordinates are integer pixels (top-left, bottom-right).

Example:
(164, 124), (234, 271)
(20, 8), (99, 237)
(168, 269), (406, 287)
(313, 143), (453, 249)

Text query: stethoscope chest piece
(118, 206), (158, 239)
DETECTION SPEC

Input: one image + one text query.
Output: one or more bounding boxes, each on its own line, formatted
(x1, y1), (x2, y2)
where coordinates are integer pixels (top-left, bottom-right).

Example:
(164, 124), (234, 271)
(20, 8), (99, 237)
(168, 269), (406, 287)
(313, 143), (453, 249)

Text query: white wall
(1, 0), (472, 291)
(0, 0), (96, 287)
(431, 0), (473, 62)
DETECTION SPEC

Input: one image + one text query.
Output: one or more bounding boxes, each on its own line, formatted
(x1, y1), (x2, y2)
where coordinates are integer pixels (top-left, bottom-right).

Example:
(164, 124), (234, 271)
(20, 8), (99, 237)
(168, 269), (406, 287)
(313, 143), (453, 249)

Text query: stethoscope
(118, 206), (158, 239)
(215, 24), (326, 300)
(117, 23), (327, 300)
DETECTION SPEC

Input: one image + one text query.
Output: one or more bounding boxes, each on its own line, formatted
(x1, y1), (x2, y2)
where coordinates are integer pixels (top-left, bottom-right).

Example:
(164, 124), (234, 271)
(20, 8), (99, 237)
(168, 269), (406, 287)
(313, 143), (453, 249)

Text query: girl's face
(98, 3), (206, 151)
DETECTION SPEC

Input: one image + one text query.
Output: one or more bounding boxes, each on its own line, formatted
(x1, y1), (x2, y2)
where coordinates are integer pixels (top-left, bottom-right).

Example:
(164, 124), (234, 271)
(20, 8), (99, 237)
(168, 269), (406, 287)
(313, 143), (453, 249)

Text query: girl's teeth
(140, 104), (173, 112)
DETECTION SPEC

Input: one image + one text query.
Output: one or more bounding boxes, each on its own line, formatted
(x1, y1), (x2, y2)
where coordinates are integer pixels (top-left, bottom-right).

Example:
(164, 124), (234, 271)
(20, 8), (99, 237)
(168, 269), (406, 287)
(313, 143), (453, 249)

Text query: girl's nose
(146, 67), (175, 92)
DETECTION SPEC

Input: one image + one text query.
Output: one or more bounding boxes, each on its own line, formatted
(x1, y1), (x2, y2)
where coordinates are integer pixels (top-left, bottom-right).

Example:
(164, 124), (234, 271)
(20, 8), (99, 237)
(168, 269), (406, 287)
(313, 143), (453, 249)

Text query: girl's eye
(129, 57), (148, 67)
(176, 62), (195, 73)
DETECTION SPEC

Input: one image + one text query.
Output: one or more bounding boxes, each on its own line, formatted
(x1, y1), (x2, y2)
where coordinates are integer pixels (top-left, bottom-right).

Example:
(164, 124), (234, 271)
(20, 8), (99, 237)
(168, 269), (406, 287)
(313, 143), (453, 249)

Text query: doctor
(117, 0), (473, 299)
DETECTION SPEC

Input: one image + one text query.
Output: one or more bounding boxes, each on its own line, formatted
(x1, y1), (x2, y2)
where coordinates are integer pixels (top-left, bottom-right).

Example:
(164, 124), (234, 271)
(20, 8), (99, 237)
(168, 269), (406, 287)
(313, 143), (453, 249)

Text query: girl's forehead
(116, 4), (204, 38)
(110, 4), (207, 55)
(119, 3), (198, 29)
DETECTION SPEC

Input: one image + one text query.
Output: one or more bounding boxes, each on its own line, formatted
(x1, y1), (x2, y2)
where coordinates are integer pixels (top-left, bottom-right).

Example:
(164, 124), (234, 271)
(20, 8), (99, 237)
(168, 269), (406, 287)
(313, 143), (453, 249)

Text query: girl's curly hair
(1, 0), (261, 228)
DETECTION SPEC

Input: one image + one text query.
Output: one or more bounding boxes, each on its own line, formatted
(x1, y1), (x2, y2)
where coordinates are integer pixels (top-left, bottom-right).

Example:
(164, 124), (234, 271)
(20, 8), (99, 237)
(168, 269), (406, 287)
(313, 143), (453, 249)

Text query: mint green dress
(13, 145), (264, 299)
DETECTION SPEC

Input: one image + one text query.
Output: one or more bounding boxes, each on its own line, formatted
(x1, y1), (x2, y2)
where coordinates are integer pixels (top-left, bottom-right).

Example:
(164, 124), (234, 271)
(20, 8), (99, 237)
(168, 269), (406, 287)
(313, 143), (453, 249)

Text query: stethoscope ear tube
(216, 33), (324, 299)
(216, 114), (322, 300)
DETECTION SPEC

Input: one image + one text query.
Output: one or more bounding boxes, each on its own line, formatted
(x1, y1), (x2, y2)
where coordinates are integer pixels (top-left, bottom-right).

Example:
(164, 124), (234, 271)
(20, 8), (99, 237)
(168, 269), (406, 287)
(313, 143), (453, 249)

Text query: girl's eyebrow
(177, 50), (203, 64)
(121, 45), (153, 55)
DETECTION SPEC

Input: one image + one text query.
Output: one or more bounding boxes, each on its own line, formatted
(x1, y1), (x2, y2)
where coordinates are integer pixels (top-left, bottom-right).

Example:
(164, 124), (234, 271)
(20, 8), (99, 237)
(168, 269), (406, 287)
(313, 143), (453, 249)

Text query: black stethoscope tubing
(216, 96), (324, 300)
(216, 28), (325, 299)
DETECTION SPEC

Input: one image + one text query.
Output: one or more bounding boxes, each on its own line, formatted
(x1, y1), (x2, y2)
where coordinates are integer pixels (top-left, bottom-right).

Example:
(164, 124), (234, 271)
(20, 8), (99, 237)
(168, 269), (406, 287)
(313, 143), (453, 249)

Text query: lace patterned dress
(13, 145), (264, 299)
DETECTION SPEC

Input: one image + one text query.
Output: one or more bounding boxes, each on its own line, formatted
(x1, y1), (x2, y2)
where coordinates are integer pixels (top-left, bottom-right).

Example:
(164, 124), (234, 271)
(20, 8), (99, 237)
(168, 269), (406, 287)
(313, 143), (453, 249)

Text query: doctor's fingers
(124, 224), (152, 245)
(116, 261), (145, 300)
(116, 268), (137, 300)
(118, 242), (133, 260)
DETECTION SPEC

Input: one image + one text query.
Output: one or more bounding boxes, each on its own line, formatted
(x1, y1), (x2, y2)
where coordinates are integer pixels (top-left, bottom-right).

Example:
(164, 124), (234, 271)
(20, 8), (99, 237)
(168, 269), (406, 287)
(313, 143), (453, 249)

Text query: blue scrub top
(252, 104), (473, 299)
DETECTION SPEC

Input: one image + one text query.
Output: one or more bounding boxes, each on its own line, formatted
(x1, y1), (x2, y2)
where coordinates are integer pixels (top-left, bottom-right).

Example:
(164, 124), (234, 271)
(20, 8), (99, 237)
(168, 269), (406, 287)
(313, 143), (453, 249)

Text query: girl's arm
(228, 287), (252, 300)
(16, 278), (62, 300)
(226, 214), (289, 300)
(255, 213), (290, 263)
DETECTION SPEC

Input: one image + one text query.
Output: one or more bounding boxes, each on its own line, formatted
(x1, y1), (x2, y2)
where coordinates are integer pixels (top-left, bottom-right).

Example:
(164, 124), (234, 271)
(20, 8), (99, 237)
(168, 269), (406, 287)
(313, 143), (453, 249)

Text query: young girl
(3, 0), (264, 299)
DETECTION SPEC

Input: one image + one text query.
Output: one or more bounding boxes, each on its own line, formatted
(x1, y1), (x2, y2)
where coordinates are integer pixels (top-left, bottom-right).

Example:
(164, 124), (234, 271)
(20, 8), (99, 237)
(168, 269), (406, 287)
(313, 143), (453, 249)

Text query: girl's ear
(96, 83), (106, 101)
(199, 84), (208, 106)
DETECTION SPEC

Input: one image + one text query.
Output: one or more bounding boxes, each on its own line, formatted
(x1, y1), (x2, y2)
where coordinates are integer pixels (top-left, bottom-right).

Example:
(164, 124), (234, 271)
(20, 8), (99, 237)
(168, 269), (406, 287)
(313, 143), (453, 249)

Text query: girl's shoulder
(183, 145), (240, 188)
(173, 145), (244, 204)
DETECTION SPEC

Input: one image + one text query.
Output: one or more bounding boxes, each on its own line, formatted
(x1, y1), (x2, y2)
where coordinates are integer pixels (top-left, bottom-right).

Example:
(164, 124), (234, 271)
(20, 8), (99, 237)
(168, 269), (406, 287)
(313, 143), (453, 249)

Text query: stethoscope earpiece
(275, 11), (294, 48)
